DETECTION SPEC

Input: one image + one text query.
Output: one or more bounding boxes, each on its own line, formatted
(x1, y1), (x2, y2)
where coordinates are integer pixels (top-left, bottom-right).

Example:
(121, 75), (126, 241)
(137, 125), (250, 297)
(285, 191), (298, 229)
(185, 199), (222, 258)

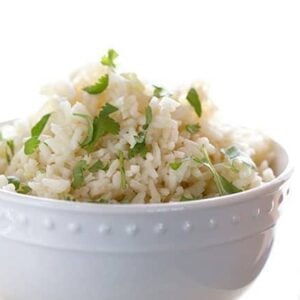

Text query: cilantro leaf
(194, 146), (242, 195)
(84, 103), (120, 151)
(128, 140), (147, 159)
(7, 176), (32, 194)
(31, 113), (51, 137)
(7, 176), (20, 190)
(134, 132), (146, 144)
(99, 103), (118, 117)
(170, 161), (183, 170)
(24, 113), (51, 155)
(153, 85), (170, 98)
(219, 175), (242, 194)
(187, 88), (202, 117)
(143, 106), (152, 130)
(83, 74), (109, 95)
(4, 140), (15, 164)
(24, 136), (41, 155)
(72, 160), (88, 189)
(93, 115), (120, 140)
(223, 146), (256, 170)
(5, 152), (11, 164)
(128, 106), (152, 159)
(224, 146), (239, 159)
(118, 151), (127, 189)
(73, 114), (94, 147)
(6, 140), (15, 155)
(185, 124), (200, 134)
(101, 49), (119, 68)
(18, 185), (32, 194)
(88, 160), (109, 173)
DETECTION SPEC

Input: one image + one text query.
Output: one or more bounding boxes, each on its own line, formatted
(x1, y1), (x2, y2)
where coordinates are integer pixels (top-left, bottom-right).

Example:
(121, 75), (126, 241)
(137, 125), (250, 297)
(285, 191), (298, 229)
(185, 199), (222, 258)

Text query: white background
(0, 0), (299, 299)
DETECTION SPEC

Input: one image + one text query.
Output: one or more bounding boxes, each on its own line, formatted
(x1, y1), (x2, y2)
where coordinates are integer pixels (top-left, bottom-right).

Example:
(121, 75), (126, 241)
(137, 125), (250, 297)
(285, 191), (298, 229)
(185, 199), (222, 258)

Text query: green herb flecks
(170, 161), (183, 170)
(6, 140), (15, 155)
(18, 185), (32, 194)
(71, 160), (88, 189)
(222, 146), (256, 170)
(119, 151), (127, 189)
(83, 74), (109, 95)
(73, 114), (94, 147)
(88, 160), (109, 173)
(7, 176), (20, 190)
(185, 124), (200, 134)
(7, 176), (32, 194)
(3, 139), (15, 164)
(128, 136), (147, 159)
(143, 106), (153, 130)
(194, 146), (242, 195)
(128, 106), (152, 159)
(101, 49), (119, 68)
(24, 113), (51, 155)
(83, 103), (120, 152)
(153, 85), (171, 98)
(187, 88), (202, 117)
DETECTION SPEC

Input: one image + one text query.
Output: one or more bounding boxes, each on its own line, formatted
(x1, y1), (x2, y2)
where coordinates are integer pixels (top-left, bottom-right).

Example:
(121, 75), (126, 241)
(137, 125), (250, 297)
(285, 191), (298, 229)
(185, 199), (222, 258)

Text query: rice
(0, 51), (275, 204)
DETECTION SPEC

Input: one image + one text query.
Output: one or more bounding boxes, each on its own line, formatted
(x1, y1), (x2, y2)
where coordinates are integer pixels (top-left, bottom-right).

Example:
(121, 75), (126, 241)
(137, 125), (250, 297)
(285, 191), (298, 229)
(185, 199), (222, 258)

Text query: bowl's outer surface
(0, 123), (293, 300)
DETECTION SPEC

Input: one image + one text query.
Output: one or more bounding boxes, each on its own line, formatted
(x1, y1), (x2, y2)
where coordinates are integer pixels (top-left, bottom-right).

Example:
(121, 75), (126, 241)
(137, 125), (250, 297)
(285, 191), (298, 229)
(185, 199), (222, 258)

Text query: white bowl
(0, 138), (292, 300)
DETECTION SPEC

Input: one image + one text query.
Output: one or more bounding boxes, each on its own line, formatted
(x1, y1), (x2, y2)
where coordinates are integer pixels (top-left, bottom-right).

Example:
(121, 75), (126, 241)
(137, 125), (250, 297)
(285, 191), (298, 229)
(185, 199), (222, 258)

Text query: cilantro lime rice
(0, 50), (275, 204)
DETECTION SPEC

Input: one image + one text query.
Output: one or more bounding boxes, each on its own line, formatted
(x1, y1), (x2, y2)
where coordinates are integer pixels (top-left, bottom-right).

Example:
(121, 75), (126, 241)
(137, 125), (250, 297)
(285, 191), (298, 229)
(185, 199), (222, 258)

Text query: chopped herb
(170, 161), (183, 170)
(118, 151), (127, 189)
(219, 175), (242, 194)
(31, 114), (51, 137)
(194, 146), (242, 195)
(143, 106), (152, 130)
(185, 124), (200, 134)
(94, 114), (120, 137)
(18, 185), (32, 194)
(5, 152), (11, 164)
(6, 140), (15, 155)
(128, 106), (152, 159)
(73, 114), (94, 147)
(223, 146), (256, 170)
(153, 85), (170, 98)
(7, 176), (20, 190)
(99, 103), (118, 117)
(101, 49), (119, 68)
(84, 103), (120, 151)
(83, 74), (109, 95)
(88, 160), (109, 173)
(128, 140), (147, 159)
(187, 88), (202, 117)
(134, 132), (146, 144)
(24, 136), (40, 155)
(7, 176), (32, 194)
(24, 113), (51, 155)
(72, 160), (88, 189)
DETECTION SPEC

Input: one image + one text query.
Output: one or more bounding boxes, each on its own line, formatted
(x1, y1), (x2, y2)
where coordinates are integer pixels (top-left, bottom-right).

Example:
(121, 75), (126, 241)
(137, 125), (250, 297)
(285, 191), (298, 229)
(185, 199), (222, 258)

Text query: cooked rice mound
(0, 57), (275, 204)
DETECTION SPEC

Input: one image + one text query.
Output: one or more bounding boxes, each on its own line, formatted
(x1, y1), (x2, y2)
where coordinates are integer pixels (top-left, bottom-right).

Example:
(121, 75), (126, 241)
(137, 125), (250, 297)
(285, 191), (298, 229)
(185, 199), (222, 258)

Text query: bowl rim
(0, 120), (294, 214)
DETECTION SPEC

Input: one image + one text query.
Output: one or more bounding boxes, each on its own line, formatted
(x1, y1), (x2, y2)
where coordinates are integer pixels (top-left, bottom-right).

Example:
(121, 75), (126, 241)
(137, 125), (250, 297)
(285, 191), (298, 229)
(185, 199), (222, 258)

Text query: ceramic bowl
(0, 138), (292, 300)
